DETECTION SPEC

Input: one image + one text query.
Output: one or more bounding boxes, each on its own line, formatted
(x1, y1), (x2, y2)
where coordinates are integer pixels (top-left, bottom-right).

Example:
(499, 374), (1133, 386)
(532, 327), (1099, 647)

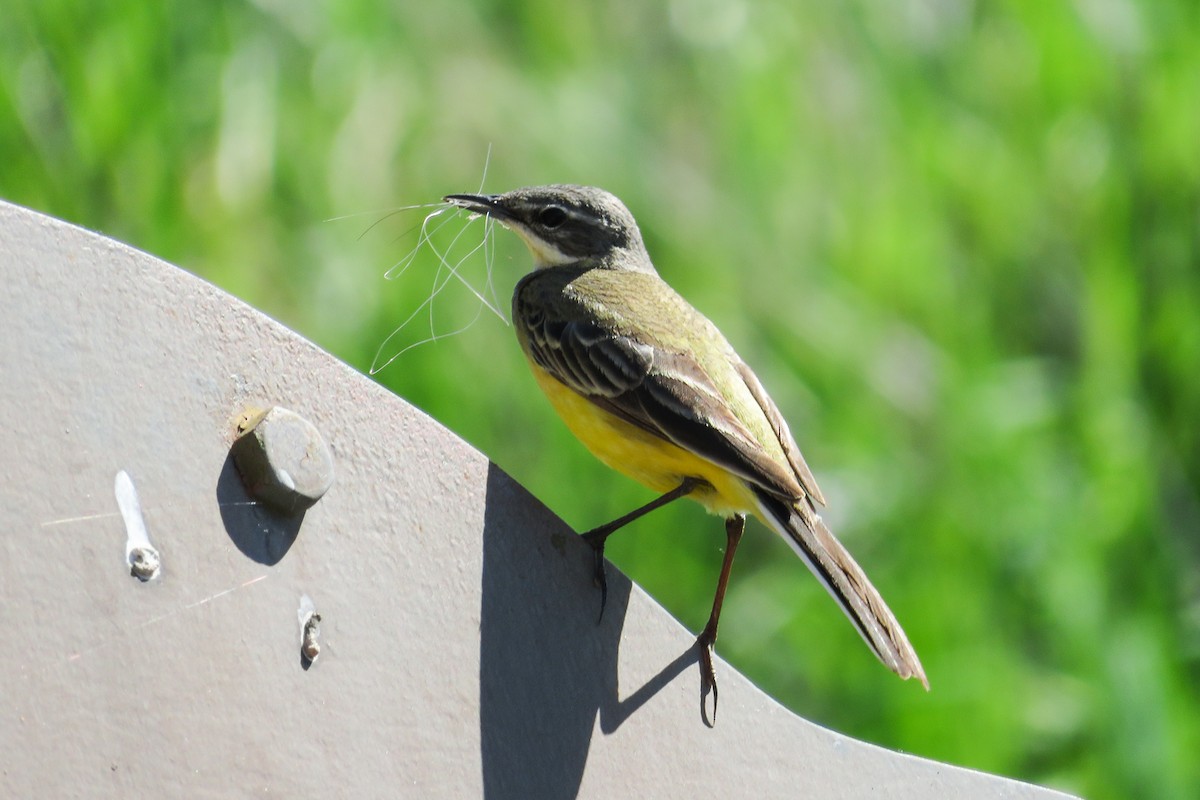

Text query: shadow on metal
(215, 451), (304, 565)
(478, 462), (711, 797)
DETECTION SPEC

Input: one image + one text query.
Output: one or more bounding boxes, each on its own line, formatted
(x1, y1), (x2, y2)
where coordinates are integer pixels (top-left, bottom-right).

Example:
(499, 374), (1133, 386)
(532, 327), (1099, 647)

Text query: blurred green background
(3, 1), (1198, 796)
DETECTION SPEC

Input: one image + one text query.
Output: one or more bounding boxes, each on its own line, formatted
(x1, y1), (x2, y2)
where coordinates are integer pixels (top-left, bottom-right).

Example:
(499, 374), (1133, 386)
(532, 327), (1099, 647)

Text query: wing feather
(734, 360), (826, 506)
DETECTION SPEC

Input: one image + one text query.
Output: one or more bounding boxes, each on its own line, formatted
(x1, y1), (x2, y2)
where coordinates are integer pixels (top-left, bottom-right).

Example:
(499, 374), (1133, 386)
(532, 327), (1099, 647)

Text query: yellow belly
(530, 363), (757, 517)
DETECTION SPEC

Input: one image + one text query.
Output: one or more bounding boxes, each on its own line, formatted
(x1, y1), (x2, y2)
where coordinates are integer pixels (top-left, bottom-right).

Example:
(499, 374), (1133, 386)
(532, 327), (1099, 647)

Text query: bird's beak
(444, 191), (567, 268)
(443, 193), (511, 222)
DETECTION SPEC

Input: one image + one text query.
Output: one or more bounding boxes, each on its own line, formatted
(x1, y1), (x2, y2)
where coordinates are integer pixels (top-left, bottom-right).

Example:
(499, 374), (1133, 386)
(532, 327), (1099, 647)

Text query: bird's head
(444, 184), (652, 271)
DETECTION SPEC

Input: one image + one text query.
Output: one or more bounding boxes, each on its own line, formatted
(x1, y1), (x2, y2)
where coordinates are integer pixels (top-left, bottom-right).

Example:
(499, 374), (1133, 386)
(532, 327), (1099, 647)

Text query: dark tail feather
(752, 488), (928, 689)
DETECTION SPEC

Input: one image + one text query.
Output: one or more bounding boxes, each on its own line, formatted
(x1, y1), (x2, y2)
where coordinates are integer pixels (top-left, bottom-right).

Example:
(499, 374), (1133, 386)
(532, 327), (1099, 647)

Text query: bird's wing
(733, 360), (826, 506)
(520, 306), (804, 502)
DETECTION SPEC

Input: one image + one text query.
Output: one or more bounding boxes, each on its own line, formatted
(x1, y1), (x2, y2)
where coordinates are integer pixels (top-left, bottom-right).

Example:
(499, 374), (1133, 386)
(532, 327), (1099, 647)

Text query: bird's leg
(698, 513), (746, 727)
(581, 477), (700, 622)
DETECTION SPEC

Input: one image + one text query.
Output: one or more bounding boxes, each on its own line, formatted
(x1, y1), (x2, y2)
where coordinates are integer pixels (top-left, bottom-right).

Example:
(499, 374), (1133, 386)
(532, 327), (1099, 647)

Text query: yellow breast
(530, 363), (757, 517)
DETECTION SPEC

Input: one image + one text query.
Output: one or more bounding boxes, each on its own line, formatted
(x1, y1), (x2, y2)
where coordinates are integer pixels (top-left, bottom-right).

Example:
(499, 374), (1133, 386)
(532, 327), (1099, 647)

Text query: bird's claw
(698, 631), (718, 727)
(582, 529), (608, 624)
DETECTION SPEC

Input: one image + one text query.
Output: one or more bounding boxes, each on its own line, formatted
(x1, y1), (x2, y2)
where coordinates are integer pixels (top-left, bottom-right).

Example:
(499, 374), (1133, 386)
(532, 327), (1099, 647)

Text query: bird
(444, 185), (927, 723)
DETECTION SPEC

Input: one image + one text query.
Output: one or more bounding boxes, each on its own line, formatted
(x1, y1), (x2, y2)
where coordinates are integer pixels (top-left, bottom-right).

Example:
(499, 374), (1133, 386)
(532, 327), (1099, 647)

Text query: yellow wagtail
(445, 185), (927, 721)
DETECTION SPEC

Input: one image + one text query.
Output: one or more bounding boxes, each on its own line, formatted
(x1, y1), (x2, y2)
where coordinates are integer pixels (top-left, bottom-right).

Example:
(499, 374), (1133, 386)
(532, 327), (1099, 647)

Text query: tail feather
(753, 488), (928, 689)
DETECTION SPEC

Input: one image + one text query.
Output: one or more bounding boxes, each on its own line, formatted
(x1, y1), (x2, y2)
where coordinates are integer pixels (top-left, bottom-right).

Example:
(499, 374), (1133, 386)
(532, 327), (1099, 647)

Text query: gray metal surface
(0, 200), (1075, 798)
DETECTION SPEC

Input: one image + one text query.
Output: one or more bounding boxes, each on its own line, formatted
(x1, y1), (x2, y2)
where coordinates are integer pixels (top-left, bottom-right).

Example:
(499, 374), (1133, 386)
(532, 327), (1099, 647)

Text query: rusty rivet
(128, 546), (161, 581)
(231, 406), (334, 515)
(301, 613), (322, 663)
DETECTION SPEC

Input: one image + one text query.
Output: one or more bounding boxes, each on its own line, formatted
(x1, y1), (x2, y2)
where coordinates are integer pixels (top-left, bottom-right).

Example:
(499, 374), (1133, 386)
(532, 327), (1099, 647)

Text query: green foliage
(3, 1), (1198, 796)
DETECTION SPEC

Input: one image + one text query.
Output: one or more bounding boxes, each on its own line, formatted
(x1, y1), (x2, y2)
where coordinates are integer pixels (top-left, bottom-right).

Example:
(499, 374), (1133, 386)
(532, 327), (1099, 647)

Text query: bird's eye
(538, 206), (568, 229)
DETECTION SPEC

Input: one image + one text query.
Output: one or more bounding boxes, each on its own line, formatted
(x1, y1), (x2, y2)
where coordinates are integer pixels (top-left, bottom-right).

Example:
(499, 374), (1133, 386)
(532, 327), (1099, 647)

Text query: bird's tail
(752, 488), (928, 689)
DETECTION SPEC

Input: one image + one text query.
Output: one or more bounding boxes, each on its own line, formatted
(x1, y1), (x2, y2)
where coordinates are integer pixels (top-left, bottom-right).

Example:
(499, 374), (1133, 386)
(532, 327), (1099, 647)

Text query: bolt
(116, 470), (162, 581)
(128, 545), (161, 581)
(301, 612), (322, 663)
(231, 406), (335, 515)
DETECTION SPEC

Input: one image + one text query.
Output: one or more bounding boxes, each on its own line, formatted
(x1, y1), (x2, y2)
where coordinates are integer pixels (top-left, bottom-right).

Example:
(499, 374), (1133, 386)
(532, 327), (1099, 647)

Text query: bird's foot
(580, 528), (609, 624)
(697, 627), (719, 727)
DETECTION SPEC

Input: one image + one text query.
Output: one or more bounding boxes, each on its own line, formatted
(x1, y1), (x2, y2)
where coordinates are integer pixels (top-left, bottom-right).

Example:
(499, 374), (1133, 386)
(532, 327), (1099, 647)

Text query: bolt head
(128, 546), (161, 581)
(231, 406), (335, 515)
